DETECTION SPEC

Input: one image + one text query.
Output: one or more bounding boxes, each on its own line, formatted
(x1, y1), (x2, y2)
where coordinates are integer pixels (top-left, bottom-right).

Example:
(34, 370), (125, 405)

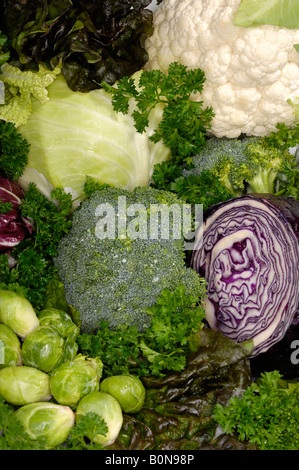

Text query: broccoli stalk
(247, 166), (279, 194)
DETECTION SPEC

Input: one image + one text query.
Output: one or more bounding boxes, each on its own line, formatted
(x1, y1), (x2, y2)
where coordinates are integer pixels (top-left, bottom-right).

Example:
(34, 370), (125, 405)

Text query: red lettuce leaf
(0, 0), (154, 92)
(107, 328), (254, 450)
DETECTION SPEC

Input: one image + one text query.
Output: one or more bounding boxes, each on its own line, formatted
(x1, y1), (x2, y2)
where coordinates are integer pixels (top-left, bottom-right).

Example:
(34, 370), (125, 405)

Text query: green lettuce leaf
(0, 63), (61, 127)
(234, 0), (299, 29)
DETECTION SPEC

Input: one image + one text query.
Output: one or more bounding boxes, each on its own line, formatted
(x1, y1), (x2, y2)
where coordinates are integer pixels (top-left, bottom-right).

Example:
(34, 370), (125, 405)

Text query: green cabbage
(234, 0), (299, 29)
(19, 73), (170, 196)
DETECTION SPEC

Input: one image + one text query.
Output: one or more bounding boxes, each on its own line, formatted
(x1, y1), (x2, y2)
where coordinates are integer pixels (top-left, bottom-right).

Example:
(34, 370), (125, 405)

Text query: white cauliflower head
(144, 0), (299, 138)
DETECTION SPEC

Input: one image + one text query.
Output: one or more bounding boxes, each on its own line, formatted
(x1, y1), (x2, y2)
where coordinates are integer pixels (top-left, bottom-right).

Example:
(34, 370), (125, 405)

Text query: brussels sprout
(63, 340), (79, 363)
(0, 324), (22, 368)
(76, 391), (123, 446)
(0, 290), (39, 339)
(21, 325), (77, 373)
(0, 365), (51, 406)
(100, 374), (145, 413)
(15, 402), (75, 449)
(38, 308), (80, 342)
(50, 355), (103, 408)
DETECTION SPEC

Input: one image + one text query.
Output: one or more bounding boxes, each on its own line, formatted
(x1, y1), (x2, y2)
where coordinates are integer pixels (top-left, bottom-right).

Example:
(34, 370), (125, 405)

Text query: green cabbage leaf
(19, 73), (170, 195)
(234, 0), (299, 29)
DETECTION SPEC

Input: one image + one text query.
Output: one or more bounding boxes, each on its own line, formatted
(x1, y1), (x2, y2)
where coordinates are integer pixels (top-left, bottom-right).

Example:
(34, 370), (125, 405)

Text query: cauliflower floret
(145, 0), (299, 138)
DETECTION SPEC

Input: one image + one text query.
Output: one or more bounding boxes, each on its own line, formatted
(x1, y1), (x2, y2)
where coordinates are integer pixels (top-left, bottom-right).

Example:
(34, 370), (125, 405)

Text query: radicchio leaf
(0, 174), (33, 253)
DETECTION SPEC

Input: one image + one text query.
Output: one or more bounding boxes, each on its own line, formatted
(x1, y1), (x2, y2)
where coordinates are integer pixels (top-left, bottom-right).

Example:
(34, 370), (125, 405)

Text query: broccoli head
(184, 136), (297, 196)
(54, 186), (203, 334)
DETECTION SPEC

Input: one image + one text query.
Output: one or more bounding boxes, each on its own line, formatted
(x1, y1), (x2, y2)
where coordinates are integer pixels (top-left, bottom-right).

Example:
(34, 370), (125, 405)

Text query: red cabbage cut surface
(0, 174), (33, 252)
(191, 194), (299, 357)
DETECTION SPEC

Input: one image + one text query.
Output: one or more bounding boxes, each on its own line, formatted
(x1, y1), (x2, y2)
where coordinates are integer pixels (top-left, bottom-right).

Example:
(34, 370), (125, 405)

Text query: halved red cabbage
(191, 194), (299, 357)
(0, 174), (33, 253)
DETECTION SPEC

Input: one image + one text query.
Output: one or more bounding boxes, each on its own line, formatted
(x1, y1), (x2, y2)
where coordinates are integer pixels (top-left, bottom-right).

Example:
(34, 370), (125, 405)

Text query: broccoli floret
(54, 186), (203, 334)
(184, 136), (297, 195)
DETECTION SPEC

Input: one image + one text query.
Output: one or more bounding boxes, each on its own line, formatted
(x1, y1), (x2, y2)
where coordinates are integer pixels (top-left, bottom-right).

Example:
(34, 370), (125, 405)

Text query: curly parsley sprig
(0, 120), (30, 180)
(0, 184), (73, 308)
(78, 283), (206, 378)
(213, 370), (299, 450)
(102, 62), (214, 164)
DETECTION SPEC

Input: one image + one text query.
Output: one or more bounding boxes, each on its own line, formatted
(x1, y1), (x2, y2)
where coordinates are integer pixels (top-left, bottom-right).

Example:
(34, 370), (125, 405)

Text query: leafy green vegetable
(62, 412), (108, 450)
(78, 283), (206, 378)
(0, 30), (9, 67)
(107, 328), (254, 451)
(0, 395), (107, 450)
(78, 320), (143, 377)
(0, 0), (154, 93)
(0, 184), (73, 309)
(264, 122), (299, 151)
(0, 199), (12, 214)
(0, 397), (47, 450)
(19, 73), (170, 194)
(262, 109), (299, 199)
(0, 63), (61, 126)
(234, 0), (299, 29)
(102, 62), (214, 164)
(169, 171), (233, 208)
(0, 120), (30, 180)
(140, 284), (206, 375)
(150, 161), (233, 213)
(213, 370), (299, 450)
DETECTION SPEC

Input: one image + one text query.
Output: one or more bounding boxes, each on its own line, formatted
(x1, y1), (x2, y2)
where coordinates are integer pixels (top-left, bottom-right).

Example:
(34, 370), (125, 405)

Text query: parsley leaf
(213, 370), (299, 450)
(63, 412), (108, 450)
(102, 62), (214, 164)
(0, 199), (13, 214)
(263, 122), (299, 150)
(0, 120), (30, 180)
(78, 283), (206, 378)
(0, 183), (73, 308)
(0, 397), (47, 450)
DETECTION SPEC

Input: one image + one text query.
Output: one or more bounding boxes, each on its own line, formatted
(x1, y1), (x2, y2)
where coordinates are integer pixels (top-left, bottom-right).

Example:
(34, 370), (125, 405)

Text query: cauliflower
(144, 0), (299, 138)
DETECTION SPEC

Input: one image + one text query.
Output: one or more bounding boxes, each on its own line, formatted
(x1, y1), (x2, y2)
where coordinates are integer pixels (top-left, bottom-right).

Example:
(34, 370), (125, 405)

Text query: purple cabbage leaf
(191, 194), (299, 357)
